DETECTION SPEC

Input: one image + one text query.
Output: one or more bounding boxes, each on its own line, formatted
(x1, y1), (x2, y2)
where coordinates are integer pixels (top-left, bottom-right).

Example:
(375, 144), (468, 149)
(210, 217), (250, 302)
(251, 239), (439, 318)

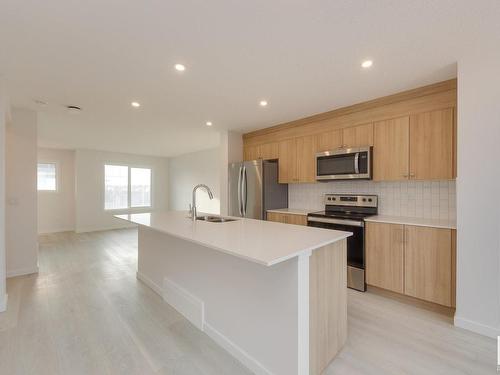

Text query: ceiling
(0, 1), (497, 157)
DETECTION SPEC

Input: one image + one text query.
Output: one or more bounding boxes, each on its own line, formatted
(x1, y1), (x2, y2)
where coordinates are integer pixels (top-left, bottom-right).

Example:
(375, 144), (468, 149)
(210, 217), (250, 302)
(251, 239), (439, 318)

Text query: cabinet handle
(403, 174), (409, 178)
(409, 173), (415, 178)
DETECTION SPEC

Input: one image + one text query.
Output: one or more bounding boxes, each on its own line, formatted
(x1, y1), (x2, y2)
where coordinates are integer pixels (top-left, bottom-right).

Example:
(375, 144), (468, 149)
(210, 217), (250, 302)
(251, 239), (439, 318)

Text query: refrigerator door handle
(237, 165), (243, 216)
(242, 166), (247, 216)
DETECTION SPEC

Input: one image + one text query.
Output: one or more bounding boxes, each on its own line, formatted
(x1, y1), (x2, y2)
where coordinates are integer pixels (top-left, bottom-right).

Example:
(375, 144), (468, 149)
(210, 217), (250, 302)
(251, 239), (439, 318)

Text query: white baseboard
(0, 293), (8, 312)
(136, 271), (273, 375)
(136, 271), (163, 296)
(137, 272), (205, 331)
(454, 315), (500, 339)
(76, 223), (136, 234)
(204, 322), (274, 375)
(163, 277), (204, 331)
(7, 266), (39, 278)
(38, 227), (75, 235)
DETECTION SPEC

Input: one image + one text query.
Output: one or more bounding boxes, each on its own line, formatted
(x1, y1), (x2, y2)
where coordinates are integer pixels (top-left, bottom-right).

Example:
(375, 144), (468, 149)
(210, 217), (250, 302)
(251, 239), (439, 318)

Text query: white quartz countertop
(364, 215), (456, 229)
(266, 208), (316, 216)
(115, 211), (351, 267)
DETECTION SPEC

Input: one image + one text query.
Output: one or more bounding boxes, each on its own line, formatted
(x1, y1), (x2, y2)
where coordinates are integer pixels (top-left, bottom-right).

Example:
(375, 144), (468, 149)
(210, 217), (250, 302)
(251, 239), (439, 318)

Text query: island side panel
(137, 226), (301, 375)
(309, 239), (348, 375)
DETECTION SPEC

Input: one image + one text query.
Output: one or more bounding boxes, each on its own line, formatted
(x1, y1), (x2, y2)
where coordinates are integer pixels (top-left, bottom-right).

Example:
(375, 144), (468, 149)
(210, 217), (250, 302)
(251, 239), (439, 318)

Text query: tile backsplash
(289, 180), (456, 221)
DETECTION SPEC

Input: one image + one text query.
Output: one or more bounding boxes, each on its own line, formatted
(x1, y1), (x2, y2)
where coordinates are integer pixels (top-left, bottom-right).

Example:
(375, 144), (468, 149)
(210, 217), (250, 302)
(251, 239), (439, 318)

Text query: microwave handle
(354, 152), (360, 174)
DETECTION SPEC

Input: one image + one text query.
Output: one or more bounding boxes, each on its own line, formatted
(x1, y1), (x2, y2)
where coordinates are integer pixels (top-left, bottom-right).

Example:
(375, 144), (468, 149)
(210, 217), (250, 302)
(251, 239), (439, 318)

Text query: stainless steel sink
(196, 215), (238, 223)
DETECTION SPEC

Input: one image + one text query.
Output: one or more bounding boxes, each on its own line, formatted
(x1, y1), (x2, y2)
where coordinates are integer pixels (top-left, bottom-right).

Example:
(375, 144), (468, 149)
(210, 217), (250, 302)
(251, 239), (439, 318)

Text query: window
(37, 163), (57, 191)
(131, 168), (151, 207)
(105, 165), (129, 210)
(104, 165), (152, 210)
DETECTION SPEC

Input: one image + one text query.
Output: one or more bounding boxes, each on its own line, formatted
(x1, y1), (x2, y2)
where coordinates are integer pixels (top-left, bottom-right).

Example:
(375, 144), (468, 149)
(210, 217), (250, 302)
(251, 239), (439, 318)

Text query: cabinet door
(366, 222), (404, 293)
(296, 135), (317, 183)
(243, 144), (260, 161)
(267, 212), (285, 223)
(316, 130), (343, 152)
(278, 139), (297, 183)
(342, 123), (374, 148)
(373, 116), (410, 181)
(404, 226), (452, 306)
(410, 108), (454, 180)
(259, 142), (279, 160)
(286, 214), (307, 226)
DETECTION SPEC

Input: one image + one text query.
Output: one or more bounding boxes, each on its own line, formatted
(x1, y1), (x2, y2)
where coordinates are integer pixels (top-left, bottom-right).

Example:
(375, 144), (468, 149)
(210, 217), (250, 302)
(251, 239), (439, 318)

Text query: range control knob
(368, 198), (373, 202)
(327, 197), (332, 201)
(362, 198), (366, 202)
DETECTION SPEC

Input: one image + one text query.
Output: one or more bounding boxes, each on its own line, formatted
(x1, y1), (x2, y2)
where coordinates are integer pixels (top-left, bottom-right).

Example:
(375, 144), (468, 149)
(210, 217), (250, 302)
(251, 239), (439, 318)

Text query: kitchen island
(115, 211), (351, 375)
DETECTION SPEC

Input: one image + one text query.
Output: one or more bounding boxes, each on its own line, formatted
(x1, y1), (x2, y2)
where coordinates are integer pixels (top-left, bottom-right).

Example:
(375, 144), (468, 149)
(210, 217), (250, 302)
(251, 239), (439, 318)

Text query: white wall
(455, 49), (500, 338)
(75, 149), (169, 233)
(37, 148), (75, 234)
(0, 88), (9, 311)
(219, 131), (243, 215)
(168, 148), (221, 214)
(6, 108), (38, 278)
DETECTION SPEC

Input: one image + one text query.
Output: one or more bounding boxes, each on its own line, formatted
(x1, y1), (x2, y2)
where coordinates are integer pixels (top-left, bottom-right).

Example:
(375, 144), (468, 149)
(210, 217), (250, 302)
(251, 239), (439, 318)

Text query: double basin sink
(196, 215), (238, 223)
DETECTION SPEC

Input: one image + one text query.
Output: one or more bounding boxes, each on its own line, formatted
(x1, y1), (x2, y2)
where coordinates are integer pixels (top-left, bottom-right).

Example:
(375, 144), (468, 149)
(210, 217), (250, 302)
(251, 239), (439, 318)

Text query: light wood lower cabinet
(366, 222), (455, 307)
(366, 223), (404, 293)
(267, 212), (307, 226)
(404, 226), (453, 306)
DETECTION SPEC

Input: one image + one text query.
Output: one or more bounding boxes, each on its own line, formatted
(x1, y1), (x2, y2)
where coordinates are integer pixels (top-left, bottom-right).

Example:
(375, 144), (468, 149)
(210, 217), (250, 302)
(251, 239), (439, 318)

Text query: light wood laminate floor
(0, 229), (497, 375)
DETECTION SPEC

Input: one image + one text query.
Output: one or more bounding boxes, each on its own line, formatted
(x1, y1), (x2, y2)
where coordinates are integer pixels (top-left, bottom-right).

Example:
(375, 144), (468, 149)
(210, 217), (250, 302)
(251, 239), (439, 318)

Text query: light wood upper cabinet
(259, 142), (279, 160)
(316, 123), (373, 153)
(373, 116), (410, 181)
(404, 226), (453, 306)
(296, 135), (316, 183)
(243, 144), (259, 161)
(279, 136), (316, 183)
(243, 142), (279, 161)
(342, 123), (374, 148)
(316, 129), (342, 152)
(278, 138), (296, 183)
(410, 108), (454, 180)
(366, 222), (405, 293)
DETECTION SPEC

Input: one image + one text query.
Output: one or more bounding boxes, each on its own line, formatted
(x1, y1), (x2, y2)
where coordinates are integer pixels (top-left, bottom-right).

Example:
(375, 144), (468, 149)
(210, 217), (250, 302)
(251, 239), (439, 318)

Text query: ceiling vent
(66, 105), (82, 113)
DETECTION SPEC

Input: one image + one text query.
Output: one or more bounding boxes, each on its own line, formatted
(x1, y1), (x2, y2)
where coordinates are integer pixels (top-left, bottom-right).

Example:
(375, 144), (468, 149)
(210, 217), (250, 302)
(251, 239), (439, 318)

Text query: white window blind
(104, 165), (129, 210)
(104, 165), (152, 210)
(37, 163), (57, 191)
(131, 167), (151, 207)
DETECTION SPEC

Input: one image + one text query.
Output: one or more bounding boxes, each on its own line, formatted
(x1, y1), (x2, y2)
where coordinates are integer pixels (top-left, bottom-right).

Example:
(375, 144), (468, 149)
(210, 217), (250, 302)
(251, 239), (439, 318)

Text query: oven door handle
(354, 152), (360, 174)
(307, 216), (364, 227)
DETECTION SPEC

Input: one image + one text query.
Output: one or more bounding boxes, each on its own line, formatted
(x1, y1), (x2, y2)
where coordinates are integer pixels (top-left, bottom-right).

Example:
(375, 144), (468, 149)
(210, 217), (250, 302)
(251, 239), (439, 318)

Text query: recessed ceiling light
(206, 121), (213, 126)
(131, 101), (141, 108)
(175, 64), (186, 72)
(259, 100), (268, 107)
(66, 105), (82, 113)
(361, 60), (373, 68)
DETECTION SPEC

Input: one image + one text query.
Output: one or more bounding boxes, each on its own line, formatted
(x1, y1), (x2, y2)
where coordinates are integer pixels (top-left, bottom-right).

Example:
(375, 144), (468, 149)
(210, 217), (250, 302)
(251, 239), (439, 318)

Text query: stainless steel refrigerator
(228, 160), (288, 219)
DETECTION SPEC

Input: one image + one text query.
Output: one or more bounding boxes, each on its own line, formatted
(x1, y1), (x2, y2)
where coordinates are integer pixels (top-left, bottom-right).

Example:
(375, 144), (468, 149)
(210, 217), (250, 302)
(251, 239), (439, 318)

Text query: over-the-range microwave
(316, 146), (372, 181)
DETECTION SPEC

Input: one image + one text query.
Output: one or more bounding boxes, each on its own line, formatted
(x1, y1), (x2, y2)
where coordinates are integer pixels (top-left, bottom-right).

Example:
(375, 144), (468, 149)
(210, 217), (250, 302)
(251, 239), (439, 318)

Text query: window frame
(103, 163), (153, 211)
(37, 161), (59, 193)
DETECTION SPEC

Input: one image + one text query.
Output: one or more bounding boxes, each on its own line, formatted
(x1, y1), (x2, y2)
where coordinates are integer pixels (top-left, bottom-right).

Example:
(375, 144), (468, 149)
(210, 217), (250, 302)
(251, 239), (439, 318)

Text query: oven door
(316, 147), (371, 181)
(307, 217), (366, 291)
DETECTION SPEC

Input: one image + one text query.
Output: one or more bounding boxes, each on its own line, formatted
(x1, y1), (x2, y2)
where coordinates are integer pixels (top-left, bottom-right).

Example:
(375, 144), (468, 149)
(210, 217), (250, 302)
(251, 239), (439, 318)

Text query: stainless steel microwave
(316, 146), (372, 181)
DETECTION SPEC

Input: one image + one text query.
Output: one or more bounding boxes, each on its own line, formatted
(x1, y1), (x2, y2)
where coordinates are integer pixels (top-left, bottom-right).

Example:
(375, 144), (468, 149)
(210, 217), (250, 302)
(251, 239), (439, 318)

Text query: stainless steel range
(307, 194), (378, 292)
